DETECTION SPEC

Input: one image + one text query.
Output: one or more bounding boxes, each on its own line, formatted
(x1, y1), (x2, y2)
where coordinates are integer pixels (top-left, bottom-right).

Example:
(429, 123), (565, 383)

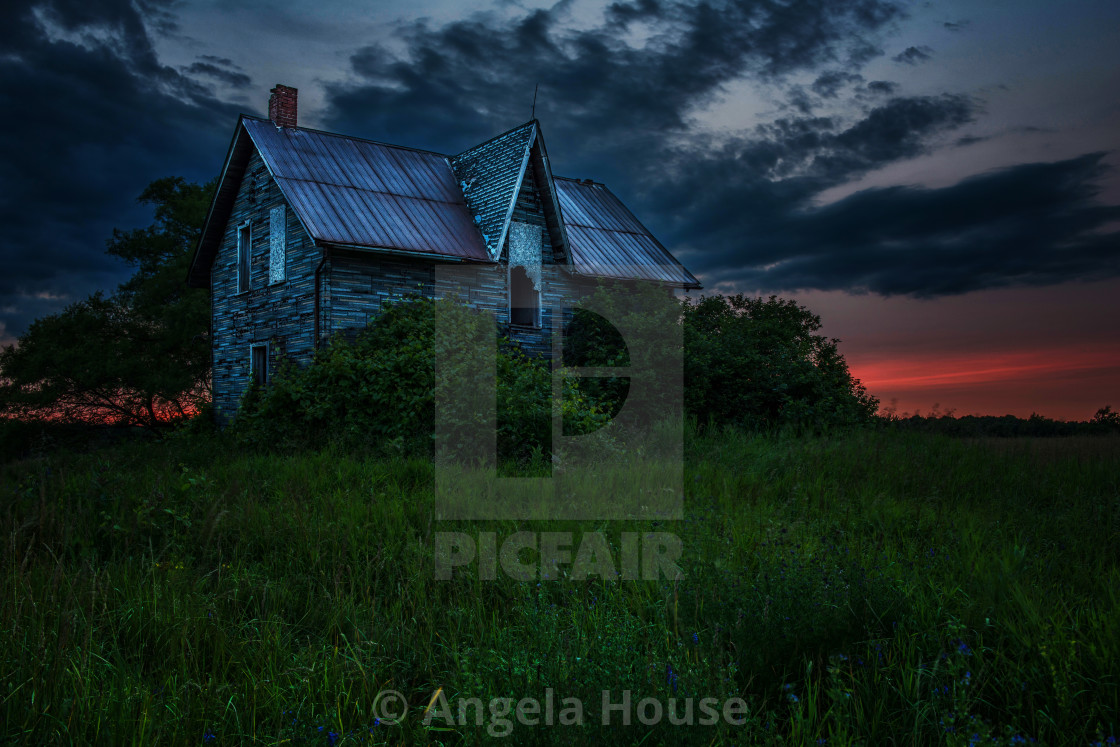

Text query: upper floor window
(508, 221), (542, 327)
(269, 206), (286, 284)
(237, 222), (251, 293)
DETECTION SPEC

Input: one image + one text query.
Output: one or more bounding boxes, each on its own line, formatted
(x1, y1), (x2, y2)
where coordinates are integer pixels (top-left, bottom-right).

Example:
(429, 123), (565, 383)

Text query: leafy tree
(1089, 405), (1119, 432)
(0, 177), (213, 432)
(564, 288), (877, 432)
(681, 294), (878, 431)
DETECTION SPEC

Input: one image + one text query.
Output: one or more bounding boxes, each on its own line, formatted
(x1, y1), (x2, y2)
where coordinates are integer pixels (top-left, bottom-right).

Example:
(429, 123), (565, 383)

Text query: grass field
(2, 428), (1118, 745)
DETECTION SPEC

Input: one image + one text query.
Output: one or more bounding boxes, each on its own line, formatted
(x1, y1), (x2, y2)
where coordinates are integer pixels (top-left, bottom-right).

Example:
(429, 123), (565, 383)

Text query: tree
(564, 288), (878, 432)
(0, 177), (213, 432)
(681, 294), (878, 431)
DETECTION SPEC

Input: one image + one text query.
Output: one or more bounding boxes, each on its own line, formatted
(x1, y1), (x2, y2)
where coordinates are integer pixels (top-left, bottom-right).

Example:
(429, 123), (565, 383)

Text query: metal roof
(555, 178), (701, 288)
(190, 116), (699, 290)
(243, 118), (489, 261)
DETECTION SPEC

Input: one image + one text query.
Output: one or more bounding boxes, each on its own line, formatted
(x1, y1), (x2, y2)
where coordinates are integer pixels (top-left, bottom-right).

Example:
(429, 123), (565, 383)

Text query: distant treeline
(882, 406), (1120, 437)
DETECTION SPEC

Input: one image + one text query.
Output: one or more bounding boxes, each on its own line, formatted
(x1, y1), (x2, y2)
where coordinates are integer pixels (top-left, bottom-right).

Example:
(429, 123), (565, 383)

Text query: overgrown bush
(233, 297), (613, 461)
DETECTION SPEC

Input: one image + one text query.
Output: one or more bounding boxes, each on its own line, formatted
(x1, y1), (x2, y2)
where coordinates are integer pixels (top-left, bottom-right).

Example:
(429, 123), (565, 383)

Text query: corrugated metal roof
(555, 178), (701, 288)
(243, 118), (489, 261)
(190, 116), (700, 290)
(449, 122), (536, 259)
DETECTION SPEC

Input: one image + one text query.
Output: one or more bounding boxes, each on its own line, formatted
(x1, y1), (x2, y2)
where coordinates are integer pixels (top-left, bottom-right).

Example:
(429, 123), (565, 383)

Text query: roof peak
(454, 120), (539, 159)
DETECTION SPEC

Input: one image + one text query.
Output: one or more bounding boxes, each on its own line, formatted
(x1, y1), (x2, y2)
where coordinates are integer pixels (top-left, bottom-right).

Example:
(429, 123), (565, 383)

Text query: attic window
(510, 265), (539, 327)
(237, 222), (251, 293)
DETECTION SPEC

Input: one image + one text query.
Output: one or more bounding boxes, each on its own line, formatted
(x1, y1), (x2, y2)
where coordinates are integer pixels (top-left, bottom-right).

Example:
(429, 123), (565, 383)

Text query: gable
(449, 122), (535, 260)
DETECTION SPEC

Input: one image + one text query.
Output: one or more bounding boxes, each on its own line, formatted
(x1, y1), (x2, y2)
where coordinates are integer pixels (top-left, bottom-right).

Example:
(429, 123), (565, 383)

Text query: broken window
(237, 222), (251, 293)
(510, 265), (540, 327)
(508, 221), (542, 327)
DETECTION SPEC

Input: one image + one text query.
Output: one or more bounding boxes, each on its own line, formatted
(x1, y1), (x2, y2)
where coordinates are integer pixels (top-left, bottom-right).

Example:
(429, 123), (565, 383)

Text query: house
(188, 85), (700, 423)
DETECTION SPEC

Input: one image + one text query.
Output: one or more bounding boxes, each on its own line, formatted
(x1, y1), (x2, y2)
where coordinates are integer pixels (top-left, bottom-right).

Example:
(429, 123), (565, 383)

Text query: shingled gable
(449, 120), (571, 267)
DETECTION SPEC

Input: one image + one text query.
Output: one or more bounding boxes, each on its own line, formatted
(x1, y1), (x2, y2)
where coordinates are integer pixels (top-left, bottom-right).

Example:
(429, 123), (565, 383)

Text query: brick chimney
(268, 84), (297, 128)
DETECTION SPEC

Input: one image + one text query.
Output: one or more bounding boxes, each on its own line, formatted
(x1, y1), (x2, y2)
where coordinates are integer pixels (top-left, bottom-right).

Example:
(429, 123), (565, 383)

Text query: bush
(233, 297), (613, 461)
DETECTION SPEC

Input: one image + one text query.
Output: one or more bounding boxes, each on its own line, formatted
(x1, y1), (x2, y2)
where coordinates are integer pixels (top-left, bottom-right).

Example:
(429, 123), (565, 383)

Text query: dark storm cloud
(892, 45), (933, 64)
(650, 94), (978, 240)
(324, 0), (905, 152)
(0, 0), (241, 340)
(863, 80), (899, 95)
(677, 153), (1120, 296)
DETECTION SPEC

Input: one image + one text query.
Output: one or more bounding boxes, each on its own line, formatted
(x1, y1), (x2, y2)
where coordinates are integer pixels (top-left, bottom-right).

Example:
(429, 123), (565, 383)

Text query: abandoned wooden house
(187, 84), (701, 423)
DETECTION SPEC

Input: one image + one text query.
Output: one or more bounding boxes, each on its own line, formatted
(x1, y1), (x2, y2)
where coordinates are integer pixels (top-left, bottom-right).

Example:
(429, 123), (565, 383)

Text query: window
(250, 344), (268, 387)
(237, 222), (251, 293)
(269, 206), (286, 283)
(509, 265), (540, 327)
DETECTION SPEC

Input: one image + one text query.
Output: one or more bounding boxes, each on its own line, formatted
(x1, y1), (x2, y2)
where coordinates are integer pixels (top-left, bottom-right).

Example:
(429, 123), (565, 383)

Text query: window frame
(268, 205), (286, 285)
(236, 220), (252, 294)
(250, 342), (269, 387)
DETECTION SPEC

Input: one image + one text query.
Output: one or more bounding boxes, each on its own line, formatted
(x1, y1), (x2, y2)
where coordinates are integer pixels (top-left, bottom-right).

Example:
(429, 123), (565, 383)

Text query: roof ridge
(241, 115), (453, 158)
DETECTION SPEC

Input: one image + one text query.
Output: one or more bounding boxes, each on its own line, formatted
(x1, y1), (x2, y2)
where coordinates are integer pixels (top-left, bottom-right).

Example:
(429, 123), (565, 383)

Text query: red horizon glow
(847, 345), (1120, 421)
(777, 280), (1120, 423)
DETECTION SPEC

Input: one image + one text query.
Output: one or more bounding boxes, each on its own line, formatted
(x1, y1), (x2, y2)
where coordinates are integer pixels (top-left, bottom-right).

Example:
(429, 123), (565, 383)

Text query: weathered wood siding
(210, 151), (319, 423)
(325, 251), (437, 340)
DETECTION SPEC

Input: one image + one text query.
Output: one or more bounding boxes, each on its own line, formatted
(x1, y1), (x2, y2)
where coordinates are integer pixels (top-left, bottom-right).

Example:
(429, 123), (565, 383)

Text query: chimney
(268, 84), (298, 128)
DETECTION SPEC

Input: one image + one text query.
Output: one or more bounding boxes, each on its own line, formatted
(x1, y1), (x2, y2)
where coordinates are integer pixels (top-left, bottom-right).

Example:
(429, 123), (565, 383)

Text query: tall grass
(2, 428), (1117, 744)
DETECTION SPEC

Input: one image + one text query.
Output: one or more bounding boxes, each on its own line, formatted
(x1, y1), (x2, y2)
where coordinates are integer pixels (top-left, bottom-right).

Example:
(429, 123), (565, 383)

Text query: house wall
(324, 251), (437, 339)
(325, 160), (581, 357)
(210, 150), (319, 423)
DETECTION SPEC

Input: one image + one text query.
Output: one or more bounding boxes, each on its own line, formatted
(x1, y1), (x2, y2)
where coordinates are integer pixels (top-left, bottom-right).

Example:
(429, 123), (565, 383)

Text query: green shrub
(233, 297), (613, 462)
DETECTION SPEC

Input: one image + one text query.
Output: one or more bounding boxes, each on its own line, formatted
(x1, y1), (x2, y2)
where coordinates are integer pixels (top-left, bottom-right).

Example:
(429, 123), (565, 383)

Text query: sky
(1, 0), (1118, 420)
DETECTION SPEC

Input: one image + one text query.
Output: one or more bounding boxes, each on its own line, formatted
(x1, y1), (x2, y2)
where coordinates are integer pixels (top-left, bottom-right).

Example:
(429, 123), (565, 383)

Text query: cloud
(0, 0), (241, 342)
(182, 60), (252, 88)
(893, 45), (933, 65)
(812, 70), (863, 98)
(863, 79), (899, 95)
(943, 19), (969, 32)
(678, 152), (1120, 297)
(323, 0), (905, 152)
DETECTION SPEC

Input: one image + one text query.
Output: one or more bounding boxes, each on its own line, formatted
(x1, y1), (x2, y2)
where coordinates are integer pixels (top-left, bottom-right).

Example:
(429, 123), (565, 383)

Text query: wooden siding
(325, 251), (437, 340)
(210, 151), (320, 423)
